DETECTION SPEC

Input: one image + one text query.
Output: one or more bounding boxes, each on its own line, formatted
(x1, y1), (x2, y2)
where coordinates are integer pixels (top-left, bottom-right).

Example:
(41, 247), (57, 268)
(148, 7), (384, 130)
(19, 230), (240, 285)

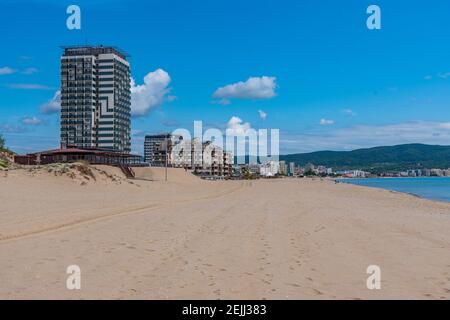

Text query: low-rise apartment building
(144, 134), (233, 177)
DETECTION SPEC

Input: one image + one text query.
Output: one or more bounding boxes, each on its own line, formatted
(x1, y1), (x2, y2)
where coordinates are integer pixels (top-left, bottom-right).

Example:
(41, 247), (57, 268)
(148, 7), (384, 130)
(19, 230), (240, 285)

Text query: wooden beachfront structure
(14, 146), (144, 166)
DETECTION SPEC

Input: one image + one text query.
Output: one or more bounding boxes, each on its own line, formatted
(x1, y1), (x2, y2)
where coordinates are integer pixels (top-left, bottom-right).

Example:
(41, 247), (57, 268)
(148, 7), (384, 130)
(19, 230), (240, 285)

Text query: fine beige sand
(0, 165), (449, 300)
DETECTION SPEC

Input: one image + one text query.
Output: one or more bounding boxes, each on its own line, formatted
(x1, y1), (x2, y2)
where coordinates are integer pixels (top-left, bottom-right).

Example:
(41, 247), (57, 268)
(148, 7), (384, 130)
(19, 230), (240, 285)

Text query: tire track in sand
(0, 183), (245, 244)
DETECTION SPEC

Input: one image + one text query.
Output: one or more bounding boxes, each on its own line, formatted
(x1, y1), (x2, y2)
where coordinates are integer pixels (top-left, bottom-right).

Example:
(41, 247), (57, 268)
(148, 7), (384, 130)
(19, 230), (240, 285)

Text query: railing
(117, 164), (135, 179)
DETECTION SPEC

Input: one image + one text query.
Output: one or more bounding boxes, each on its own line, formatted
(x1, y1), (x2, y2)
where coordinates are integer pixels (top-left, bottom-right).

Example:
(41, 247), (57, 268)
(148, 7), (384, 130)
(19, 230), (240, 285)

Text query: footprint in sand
(312, 288), (323, 295)
(288, 283), (301, 288)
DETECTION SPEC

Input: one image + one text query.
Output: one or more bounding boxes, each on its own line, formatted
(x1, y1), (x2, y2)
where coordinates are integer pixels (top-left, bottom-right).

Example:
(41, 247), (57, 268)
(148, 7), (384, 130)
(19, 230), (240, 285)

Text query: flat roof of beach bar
(14, 146), (144, 166)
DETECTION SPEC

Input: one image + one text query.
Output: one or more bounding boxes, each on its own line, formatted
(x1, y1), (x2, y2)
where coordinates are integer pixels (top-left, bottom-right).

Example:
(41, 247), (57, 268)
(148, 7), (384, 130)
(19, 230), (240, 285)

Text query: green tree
(241, 167), (255, 180)
(304, 169), (316, 176)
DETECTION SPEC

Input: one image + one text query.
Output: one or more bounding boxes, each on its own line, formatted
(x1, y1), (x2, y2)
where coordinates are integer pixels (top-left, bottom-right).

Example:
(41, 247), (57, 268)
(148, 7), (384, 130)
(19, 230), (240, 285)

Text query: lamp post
(165, 142), (168, 182)
(161, 136), (169, 182)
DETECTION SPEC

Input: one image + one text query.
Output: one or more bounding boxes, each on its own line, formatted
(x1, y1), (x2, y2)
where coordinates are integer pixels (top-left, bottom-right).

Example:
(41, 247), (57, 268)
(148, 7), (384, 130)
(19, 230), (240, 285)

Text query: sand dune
(0, 166), (449, 299)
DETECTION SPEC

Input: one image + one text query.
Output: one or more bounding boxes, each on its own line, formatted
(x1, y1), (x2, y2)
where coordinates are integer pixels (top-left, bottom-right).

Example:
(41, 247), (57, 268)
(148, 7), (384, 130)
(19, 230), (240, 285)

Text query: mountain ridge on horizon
(280, 143), (450, 173)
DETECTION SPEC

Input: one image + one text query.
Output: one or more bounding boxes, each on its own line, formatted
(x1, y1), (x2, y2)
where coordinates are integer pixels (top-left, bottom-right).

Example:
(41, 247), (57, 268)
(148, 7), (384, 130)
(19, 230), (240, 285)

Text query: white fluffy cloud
(211, 98), (231, 106)
(342, 109), (356, 117)
(213, 76), (277, 101)
(258, 110), (267, 121)
(0, 66), (38, 76)
(0, 124), (26, 133)
(281, 121), (450, 154)
(40, 90), (61, 114)
(226, 116), (253, 135)
(320, 118), (334, 126)
(131, 69), (172, 117)
(425, 72), (450, 80)
(38, 69), (172, 117)
(438, 72), (450, 79)
(0, 67), (16, 75)
(22, 67), (38, 75)
(22, 116), (43, 126)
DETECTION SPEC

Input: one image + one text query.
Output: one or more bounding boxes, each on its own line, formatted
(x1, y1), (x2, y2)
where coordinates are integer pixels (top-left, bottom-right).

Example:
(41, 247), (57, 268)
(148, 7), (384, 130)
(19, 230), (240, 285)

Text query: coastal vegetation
(0, 134), (14, 170)
(0, 134), (5, 150)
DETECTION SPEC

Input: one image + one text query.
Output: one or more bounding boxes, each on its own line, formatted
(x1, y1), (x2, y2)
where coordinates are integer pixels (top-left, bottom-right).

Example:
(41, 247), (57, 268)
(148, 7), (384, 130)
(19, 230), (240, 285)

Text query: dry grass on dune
(0, 161), (135, 185)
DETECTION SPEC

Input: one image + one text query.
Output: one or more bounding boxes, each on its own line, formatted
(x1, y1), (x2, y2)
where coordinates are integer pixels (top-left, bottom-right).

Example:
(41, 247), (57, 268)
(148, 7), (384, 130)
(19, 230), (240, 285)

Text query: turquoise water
(338, 177), (450, 203)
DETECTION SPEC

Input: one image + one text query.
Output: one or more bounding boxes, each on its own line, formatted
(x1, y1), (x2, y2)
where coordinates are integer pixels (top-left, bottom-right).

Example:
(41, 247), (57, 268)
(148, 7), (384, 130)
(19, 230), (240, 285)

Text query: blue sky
(1, 0), (450, 155)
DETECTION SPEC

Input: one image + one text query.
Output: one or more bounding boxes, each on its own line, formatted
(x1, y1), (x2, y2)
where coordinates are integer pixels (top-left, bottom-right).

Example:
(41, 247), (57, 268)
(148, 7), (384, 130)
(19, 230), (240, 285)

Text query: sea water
(338, 177), (450, 203)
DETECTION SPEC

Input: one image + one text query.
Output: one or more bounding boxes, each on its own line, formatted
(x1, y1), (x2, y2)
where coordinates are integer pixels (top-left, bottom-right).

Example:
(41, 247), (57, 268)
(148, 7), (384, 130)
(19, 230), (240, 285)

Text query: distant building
(193, 141), (233, 177)
(171, 138), (196, 168)
(260, 161), (280, 177)
(316, 165), (327, 175)
(304, 163), (315, 173)
(278, 161), (288, 176)
(430, 169), (444, 177)
(60, 45), (131, 153)
(407, 169), (418, 177)
(354, 170), (368, 178)
(144, 133), (182, 166)
(289, 162), (297, 176)
(247, 163), (261, 175)
(336, 170), (368, 178)
(146, 136), (233, 177)
(223, 152), (234, 177)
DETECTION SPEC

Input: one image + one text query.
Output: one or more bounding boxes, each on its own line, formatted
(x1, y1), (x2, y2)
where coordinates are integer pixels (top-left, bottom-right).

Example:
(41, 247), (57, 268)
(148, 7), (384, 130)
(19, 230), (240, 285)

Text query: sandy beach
(0, 165), (449, 299)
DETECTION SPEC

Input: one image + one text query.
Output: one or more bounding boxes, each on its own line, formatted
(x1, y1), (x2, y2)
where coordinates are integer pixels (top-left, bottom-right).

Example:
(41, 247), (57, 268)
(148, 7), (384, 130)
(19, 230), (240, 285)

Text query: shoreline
(337, 176), (450, 179)
(336, 177), (450, 204)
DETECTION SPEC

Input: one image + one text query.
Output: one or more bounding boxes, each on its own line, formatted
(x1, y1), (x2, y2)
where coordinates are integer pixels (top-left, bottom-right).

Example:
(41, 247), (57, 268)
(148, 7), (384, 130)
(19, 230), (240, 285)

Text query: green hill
(280, 144), (450, 173)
